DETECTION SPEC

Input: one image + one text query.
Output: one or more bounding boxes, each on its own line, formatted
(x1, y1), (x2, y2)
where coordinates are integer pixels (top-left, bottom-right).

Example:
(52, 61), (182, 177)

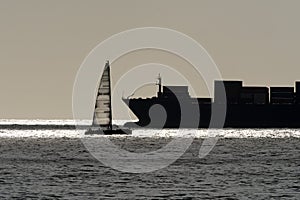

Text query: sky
(1, 0), (300, 119)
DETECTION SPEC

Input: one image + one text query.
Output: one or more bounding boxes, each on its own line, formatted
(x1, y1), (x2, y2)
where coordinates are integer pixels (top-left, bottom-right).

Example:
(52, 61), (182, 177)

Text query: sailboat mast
(107, 61), (113, 130)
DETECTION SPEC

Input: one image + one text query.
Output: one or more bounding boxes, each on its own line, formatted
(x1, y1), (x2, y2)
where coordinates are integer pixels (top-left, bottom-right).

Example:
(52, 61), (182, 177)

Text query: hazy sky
(1, 0), (300, 119)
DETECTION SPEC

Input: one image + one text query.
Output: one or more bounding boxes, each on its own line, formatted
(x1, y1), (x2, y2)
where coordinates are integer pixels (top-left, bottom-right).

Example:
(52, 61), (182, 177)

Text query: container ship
(123, 75), (300, 128)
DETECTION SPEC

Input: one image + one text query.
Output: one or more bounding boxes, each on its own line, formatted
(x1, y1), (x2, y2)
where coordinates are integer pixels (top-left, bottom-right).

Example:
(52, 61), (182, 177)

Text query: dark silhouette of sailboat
(85, 61), (131, 135)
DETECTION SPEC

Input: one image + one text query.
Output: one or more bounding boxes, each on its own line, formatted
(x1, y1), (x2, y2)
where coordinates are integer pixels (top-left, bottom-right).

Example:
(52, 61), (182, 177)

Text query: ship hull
(85, 128), (132, 135)
(123, 98), (300, 128)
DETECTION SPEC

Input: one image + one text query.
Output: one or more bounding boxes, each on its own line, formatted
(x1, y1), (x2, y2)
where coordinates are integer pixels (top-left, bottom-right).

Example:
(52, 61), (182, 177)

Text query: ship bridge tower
(157, 73), (162, 97)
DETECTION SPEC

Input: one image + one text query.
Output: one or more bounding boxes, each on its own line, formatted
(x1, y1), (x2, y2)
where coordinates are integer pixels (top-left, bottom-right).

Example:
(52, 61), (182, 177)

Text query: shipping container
(214, 80), (242, 104)
(240, 87), (269, 104)
(270, 87), (294, 104)
(296, 82), (300, 104)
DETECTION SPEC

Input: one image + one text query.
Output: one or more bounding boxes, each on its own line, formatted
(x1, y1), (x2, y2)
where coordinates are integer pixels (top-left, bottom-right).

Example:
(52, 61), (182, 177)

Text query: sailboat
(85, 61), (132, 135)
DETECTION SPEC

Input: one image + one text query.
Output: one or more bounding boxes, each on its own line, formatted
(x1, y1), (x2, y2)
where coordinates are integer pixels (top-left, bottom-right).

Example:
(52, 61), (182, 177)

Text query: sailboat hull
(85, 128), (132, 135)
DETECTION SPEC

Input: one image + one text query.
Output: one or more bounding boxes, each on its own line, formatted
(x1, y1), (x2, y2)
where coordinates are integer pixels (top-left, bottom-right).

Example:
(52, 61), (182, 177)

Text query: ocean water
(0, 120), (299, 199)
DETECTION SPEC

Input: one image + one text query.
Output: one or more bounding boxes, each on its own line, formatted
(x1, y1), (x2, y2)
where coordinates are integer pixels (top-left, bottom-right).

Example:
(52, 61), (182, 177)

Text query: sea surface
(0, 120), (299, 199)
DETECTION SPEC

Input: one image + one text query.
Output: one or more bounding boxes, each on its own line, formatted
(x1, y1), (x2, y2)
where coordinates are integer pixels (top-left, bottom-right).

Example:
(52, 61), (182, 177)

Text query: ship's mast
(157, 73), (162, 97)
(107, 60), (113, 130)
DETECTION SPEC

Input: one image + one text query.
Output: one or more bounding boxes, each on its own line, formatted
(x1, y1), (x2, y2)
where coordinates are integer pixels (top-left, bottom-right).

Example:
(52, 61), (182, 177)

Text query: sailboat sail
(93, 61), (112, 129)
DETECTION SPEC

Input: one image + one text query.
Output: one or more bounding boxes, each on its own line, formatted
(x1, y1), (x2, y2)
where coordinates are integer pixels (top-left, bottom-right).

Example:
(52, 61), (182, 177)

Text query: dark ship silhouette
(123, 75), (300, 128)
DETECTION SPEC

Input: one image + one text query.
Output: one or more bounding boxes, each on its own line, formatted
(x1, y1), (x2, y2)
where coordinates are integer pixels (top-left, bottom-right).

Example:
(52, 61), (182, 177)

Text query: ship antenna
(156, 73), (162, 97)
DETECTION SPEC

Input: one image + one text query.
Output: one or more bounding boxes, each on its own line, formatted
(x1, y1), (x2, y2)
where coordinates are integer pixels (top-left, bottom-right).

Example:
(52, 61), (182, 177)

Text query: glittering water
(0, 120), (299, 199)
